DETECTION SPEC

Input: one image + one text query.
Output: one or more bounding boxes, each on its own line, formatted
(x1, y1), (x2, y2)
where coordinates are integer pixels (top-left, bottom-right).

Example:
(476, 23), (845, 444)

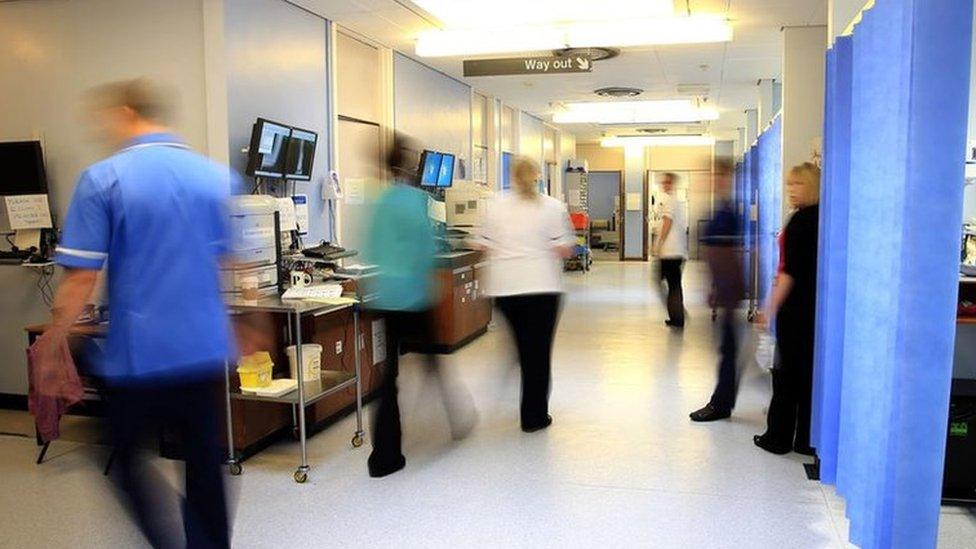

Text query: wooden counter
(429, 251), (492, 353)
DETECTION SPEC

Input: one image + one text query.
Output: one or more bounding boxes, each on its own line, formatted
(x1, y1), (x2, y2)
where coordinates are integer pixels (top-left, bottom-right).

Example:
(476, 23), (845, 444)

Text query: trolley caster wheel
(351, 434), (364, 448)
(294, 470), (308, 483)
(747, 311), (756, 322)
(229, 462), (242, 476)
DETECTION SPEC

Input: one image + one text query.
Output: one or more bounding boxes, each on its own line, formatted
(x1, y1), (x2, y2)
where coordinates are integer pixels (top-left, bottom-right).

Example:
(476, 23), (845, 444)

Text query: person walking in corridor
(34, 79), (237, 548)
(653, 172), (689, 328)
(690, 159), (745, 422)
(481, 157), (576, 432)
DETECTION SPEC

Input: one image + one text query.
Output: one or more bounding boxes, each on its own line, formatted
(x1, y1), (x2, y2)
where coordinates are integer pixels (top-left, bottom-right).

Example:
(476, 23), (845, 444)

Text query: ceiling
(291, 0), (828, 143)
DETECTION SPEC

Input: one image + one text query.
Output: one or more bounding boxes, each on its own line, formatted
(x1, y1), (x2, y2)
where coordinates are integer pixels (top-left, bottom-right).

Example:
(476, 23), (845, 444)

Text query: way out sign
(463, 54), (592, 77)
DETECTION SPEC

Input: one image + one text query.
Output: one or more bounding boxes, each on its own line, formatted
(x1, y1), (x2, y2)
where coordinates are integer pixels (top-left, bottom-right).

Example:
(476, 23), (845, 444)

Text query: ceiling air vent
(676, 83), (711, 97)
(636, 128), (669, 134)
(593, 86), (644, 98)
(553, 47), (620, 62)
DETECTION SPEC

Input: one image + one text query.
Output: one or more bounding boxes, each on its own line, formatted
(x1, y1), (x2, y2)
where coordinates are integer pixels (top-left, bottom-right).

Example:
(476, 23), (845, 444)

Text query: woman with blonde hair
(755, 162), (821, 455)
(481, 157), (576, 432)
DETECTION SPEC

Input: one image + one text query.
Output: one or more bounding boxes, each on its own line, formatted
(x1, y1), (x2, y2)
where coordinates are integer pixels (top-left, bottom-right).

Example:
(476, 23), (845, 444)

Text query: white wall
(0, 0), (210, 395)
(224, 0), (332, 243)
(518, 114), (544, 169)
(782, 26), (827, 217)
(829, 0), (868, 43)
(394, 53), (472, 177)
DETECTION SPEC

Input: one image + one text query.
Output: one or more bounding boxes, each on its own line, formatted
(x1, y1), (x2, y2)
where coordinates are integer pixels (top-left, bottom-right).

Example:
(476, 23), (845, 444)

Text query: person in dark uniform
(690, 159), (745, 422)
(754, 162), (821, 455)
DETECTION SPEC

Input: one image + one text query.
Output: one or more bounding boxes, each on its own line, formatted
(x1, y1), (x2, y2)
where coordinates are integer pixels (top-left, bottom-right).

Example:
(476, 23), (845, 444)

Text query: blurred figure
(34, 79), (235, 548)
(481, 157), (575, 432)
(754, 163), (821, 455)
(365, 133), (474, 478)
(653, 172), (688, 328)
(690, 159), (745, 422)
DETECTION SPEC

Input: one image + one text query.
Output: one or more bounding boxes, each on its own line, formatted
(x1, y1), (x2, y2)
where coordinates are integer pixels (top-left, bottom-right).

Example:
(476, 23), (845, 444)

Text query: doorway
(587, 170), (623, 261)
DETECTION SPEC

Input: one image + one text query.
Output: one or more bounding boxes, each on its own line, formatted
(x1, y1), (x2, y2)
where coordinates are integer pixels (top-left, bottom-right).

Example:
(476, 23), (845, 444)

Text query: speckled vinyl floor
(1, 262), (973, 548)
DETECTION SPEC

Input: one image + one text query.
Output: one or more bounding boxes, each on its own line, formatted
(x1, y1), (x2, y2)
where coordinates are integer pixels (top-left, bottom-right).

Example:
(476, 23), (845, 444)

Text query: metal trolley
(225, 297), (365, 483)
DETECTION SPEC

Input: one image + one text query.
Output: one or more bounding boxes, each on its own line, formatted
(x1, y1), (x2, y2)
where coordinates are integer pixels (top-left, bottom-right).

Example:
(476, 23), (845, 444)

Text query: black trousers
(369, 309), (442, 469)
(708, 307), (740, 412)
(658, 258), (685, 325)
(496, 293), (562, 428)
(762, 318), (815, 449)
(106, 373), (229, 549)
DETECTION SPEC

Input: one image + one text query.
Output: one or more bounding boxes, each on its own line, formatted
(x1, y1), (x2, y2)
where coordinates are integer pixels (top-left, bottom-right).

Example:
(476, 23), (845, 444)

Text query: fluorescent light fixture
(415, 16), (733, 58)
(600, 135), (716, 148)
(553, 100), (719, 125)
(412, 0), (674, 28)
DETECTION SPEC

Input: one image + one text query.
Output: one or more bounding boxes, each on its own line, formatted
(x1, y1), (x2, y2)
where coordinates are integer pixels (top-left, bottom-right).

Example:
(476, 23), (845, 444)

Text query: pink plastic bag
(27, 337), (84, 443)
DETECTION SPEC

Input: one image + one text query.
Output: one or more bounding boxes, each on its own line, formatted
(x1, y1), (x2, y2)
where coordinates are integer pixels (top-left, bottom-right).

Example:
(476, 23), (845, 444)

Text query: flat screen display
(246, 118), (290, 177)
(284, 127), (317, 181)
(437, 154), (455, 188)
(0, 141), (47, 196)
(420, 151), (442, 187)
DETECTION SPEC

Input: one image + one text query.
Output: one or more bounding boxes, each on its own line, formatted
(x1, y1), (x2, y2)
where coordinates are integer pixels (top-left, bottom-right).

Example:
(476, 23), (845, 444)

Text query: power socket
(335, 340), (343, 355)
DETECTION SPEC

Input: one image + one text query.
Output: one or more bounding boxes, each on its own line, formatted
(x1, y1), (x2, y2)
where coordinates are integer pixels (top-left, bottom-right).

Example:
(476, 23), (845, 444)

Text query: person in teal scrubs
(364, 133), (474, 478)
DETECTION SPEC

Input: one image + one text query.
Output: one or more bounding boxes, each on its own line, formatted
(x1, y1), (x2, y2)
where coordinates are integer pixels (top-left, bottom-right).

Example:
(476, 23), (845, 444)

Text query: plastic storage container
(285, 344), (323, 384)
(237, 352), (274, 389)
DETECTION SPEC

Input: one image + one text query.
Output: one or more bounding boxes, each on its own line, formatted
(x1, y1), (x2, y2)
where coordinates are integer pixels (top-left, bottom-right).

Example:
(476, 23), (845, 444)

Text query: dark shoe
(793, 444), (815, 456)
(368, 453), (406, 478)
(521, 415), (553, 433)
(754, 434), (791, 455)
(665, 320), (685, 329)
(689, 404), (732, 422)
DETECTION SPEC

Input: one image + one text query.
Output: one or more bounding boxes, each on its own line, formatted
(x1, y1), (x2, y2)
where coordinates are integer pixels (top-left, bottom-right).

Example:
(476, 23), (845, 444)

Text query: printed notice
(275, 197), (298, 231)
(5, 194), (53, 230)
(293, 194), (309, 236)
(344, 178), (365, 205)
(371, 319), (386, 365)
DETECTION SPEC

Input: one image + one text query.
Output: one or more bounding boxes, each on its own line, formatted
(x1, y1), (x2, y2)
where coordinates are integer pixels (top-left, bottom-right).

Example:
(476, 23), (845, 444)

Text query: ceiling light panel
(412, 0), (674, 28)
(553, 100), (719, 125)
(414, 16), (733, 57)
(601, 135), (716, 148)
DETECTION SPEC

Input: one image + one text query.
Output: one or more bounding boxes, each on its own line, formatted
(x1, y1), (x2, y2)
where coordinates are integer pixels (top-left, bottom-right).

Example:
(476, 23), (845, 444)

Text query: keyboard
(281, 284), (343, 300)
(302, 242), (346, 259)
(0, 250), (31, 261)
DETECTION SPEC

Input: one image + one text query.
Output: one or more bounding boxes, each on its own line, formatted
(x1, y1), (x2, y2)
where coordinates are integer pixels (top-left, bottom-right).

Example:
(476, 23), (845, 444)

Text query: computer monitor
(437, 154), (455, 188)
(284, 127), (317, 181)
(245, 118), (291, 178)
(419, 150), (442, 187)
(962, 231), (976, 275)
(0, 141), (47, 196)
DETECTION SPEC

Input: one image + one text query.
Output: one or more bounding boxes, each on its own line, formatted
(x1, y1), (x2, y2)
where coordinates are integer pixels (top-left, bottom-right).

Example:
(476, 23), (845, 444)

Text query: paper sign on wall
(4, 194), (53, 230)
(292, 194), (309, 236)
(626, 192), (641, 211)
(275, 198), (298, 231)
(344, 178), (365, 205)
(371, 319), (386, 365)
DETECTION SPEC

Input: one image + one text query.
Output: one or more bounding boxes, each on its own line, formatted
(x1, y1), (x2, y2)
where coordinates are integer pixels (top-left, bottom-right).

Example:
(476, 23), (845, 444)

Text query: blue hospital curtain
(813, 1), (973, 547)
(757, 117), (783, 305)
(812, 35), (853, 486)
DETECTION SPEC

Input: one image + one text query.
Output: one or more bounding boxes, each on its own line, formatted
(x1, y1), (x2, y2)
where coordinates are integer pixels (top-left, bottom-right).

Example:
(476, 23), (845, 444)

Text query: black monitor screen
(437, 154), (455, 188)
(0, 141), (47, 196)
(285, 127), (317, 181)
(420, 151), (442, 187)
(246, 119), (290, 177)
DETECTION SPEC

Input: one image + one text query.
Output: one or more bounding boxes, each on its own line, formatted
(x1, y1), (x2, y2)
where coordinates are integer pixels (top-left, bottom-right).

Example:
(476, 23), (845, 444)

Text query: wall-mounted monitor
(437, 153), (455, 188)
(284, 127), (317, 181)
(0, 141), (48, 196)
(245, 118), (291, 178)
(419, 150), (443, 187)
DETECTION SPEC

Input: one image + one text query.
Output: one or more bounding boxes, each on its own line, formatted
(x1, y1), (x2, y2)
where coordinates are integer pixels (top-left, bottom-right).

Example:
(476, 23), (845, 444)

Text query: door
(337, 118), (382, 254)
(587, 171), (622, 261)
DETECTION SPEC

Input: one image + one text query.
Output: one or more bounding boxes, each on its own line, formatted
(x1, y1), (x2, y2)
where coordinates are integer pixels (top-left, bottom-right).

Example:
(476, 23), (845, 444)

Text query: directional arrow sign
(463, 54), (593, 77)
